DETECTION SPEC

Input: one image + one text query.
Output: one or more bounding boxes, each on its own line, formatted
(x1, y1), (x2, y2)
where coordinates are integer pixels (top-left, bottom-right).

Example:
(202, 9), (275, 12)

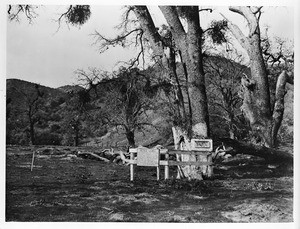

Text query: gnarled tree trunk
(172, 126), (210, 180)
(225, 6), (293, 148)
(125, 128), (135, 148)
(133, 6), (210, 179)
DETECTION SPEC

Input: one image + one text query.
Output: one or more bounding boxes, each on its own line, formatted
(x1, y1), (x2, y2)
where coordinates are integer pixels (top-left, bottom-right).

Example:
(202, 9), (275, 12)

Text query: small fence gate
(128, 139), (213, 181)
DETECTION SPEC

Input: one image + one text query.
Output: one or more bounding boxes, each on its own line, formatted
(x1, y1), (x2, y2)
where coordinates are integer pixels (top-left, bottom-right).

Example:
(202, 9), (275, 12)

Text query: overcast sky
(5, 5), (294, 88)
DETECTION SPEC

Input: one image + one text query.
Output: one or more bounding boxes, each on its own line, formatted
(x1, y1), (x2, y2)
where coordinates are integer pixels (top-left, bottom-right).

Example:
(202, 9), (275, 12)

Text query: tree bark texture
(133, 6), (210, 179)
(159, 6), (209, 137)
(227, 6), (291, 148)
(125, 129), (135, 148)
(172, 126), (206, 180)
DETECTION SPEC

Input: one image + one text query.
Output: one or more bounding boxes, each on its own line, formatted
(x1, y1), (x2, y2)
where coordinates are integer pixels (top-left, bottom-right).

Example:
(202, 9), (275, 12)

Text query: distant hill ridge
(7, 78), (83, 91)
(6, 78), (86, 105)
(7, 78), (64, 102)
(58, 85), (84, 93)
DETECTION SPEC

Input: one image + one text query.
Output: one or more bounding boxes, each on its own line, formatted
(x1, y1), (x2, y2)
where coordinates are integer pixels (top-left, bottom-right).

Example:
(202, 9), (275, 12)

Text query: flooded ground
(6, 145), (293, 222)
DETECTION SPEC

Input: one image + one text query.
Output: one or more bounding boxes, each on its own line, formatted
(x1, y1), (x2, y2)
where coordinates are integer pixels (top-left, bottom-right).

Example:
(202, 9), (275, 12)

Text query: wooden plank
(159, 160), (213, 166)
(168, 161), (213, 166)
(129, 148), (138, 153)
(30, 151), (35, 171)
(133, 160), (213, 167)
(168, 150), (212, 156)
(130, 151), (134, 181)
(159, 161), (168, 166)
(137, 148), (160, 166)
(130, 148), (168, 154)
(130, 148), (212, 155)
(156, 149), (168, 154)
(191, 139), (213, 151)
(164, 152), (169, 179)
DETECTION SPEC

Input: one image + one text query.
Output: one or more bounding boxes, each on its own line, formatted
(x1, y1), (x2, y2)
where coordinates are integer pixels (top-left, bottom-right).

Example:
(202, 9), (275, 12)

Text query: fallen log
(116, 151), (131, 165)
(77, 151), (110, 162)
(99, 148), (113, 158)
(215, 138), (293, 165)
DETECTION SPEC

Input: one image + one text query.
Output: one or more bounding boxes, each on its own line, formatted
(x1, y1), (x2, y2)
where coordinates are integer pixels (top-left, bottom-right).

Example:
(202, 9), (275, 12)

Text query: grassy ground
(6, 145), (293, 222)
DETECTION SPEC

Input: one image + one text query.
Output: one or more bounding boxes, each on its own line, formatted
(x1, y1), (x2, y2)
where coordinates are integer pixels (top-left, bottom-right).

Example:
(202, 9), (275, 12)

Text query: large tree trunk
(172, 126), (211, 180)
(160, 6), (209, 179)
(133, 6), (210, 179)
(271, 71), (290, 146)
(125, 129), (135, 148)
(226, 6), (291, 148)
(159, 6), (209, 137)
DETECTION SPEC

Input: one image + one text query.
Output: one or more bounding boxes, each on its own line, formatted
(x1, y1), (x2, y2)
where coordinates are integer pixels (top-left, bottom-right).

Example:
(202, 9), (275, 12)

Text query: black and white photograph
(1, 1), (298, 228)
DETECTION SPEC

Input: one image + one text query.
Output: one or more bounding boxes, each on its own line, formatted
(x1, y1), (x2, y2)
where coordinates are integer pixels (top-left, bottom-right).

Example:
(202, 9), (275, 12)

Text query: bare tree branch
(54, 5), (72, 31)
(8, 5), (38, 23)
(199, 8), (213, 13)
(220, 12), (250, 50)
(159, 6), (186, 38)
(251, 6), (263, 14)
(229, 6), (260, 37)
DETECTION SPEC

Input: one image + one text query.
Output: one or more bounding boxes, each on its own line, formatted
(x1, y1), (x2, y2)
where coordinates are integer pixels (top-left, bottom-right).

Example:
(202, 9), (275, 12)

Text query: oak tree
(222, 6), (294, 148)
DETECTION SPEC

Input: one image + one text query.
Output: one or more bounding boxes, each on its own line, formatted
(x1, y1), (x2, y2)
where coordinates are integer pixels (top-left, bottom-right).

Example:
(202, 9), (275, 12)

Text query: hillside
(58, 85), (84, 93)
(6, 78), (168, 147)
(6, 79), (68, 145)
(6, 56), (294, 147)
(7, 79), (67, 109)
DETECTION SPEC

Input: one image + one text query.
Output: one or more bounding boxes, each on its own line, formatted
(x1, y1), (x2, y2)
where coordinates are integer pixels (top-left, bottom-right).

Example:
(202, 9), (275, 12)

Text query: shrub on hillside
(35, 131), (62, 145)
(6, 131), (29, 145)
